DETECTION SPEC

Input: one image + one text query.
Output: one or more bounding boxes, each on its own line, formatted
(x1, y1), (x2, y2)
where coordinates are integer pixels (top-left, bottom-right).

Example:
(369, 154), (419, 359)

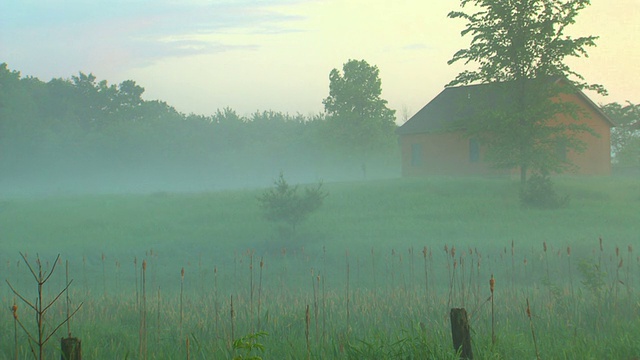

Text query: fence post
(61, 337), (81, 360)
(450, 308), (473, 359)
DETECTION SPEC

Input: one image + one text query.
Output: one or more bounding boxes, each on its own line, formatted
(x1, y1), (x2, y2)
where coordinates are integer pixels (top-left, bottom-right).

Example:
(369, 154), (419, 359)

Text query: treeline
(0, 64), (398, 196)
(602, 102), (640, 172)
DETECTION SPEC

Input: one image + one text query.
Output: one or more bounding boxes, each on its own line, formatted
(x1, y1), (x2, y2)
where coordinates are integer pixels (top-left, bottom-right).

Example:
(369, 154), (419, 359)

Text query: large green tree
(322, 59), (397, 178)
(447, 0), (606, 188)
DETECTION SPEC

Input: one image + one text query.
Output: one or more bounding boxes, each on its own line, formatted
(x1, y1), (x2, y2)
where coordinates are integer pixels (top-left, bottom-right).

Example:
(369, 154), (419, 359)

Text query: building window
(469, 138), (480, 163)
(411, 143), (422, 166)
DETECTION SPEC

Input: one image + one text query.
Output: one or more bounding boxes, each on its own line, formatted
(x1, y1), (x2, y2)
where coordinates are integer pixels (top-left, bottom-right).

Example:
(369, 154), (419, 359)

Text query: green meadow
(1, 176), (639, 359)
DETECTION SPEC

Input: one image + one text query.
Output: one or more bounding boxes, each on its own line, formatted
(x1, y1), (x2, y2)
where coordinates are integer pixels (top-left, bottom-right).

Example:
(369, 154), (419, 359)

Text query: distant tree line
(601, 102), (640, 172)
(0, 62), (398, 195)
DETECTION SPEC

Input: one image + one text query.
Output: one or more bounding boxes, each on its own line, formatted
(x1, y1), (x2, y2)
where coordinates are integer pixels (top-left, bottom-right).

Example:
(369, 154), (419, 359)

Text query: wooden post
(450, 308), (473, 359)
(61, 337), (81, 360)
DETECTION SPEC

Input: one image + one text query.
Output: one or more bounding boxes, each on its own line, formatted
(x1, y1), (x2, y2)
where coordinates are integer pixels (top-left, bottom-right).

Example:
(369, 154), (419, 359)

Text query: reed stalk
(422, 246), (429, 303)
(186, 336), (190, 360)
(305, 304), (311, 360)
(567, 246), (574, 305)
(156, 286), (161, 348)
(490, 274), (495, 345)
(139, 259), (147, 360)
(345, 250), (350, 334)
(526, 298), (540, 360)
(101, 253), (106, 296)
(12, 302), (18, 360)
(249, 252), (254, 333)
(134, 257), (139, 309)
(230, 295), (235, 345)
(371, 247), (376, 298)
(180, 267), (184, 338)
(257, 257), (264, 331)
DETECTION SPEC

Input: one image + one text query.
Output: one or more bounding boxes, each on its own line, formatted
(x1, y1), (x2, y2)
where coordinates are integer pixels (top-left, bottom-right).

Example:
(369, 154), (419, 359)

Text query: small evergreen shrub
(520, 173), (569, 209)
(257, 172), (328, 233)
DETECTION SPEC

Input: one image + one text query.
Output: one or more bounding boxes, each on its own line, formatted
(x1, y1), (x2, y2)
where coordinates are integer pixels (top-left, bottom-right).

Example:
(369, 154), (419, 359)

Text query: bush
(257, 172), (328, 233)
(520, 173), (569, 209)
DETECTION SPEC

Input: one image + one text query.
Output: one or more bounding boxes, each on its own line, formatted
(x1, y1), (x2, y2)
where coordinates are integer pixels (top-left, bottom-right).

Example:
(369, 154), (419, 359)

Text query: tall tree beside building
(447, 0), (606, 189)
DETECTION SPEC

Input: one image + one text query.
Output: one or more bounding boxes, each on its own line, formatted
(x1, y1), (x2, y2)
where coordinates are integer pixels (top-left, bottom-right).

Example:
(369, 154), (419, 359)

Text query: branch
(5, 280), (37, 312)
(43, 302), (84, 344)
(41, 254), (61, 284)
(19, 252), (40, 283)
(41, 279), (73, 314)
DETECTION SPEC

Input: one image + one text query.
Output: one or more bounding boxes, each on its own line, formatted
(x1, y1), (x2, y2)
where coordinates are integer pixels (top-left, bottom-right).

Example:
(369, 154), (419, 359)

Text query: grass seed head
(490, 274), (495, 293)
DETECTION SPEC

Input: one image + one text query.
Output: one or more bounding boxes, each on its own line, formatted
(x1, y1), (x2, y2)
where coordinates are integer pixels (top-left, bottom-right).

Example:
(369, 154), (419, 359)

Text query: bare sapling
(5, 253), (83, 360)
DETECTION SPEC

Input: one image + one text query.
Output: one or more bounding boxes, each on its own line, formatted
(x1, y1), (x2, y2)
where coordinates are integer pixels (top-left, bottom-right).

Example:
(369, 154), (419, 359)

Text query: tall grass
(1, 176), (639, 358)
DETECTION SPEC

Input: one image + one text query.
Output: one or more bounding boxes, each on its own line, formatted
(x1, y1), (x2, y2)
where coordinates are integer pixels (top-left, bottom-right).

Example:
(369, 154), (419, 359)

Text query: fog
(2, 65), (638, 359)
(0, 65), (399, 198)
(0, 150), (398, 198)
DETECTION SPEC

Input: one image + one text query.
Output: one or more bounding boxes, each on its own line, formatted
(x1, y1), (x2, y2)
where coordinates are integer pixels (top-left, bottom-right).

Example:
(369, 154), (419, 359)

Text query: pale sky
(2, 0), (638, 121)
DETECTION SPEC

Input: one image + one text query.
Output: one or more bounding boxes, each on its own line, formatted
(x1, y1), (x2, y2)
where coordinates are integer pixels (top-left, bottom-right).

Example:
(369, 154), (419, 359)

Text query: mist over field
(0, 144), (396, 198)
(0, 65), (399, 198)
(1, 38), (639, 357)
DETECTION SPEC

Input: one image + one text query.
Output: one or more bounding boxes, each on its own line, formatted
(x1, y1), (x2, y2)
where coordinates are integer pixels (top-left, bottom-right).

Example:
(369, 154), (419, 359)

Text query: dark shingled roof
(397, 81), (615, 135)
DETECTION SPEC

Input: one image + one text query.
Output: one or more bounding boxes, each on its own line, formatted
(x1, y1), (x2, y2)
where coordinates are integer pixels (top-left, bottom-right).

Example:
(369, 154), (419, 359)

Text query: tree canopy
(447, 0), (605, 186)
(602, 101), (640, 170)
(322, 59), (397, 177)
(0, 63), (399, 195)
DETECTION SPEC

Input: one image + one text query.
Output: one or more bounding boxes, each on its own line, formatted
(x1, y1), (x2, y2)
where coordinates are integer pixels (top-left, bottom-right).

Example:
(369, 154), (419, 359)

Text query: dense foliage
(602, 101), (640, 172)
(257, 172), (328, 233)
(447, 0), (605, 188)
(323, 59), (397, 178)
(0, 63), (398, 196)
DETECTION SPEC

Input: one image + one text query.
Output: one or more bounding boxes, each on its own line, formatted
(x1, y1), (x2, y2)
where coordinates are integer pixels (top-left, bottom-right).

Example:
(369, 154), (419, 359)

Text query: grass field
(1, 176), (639, 359)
